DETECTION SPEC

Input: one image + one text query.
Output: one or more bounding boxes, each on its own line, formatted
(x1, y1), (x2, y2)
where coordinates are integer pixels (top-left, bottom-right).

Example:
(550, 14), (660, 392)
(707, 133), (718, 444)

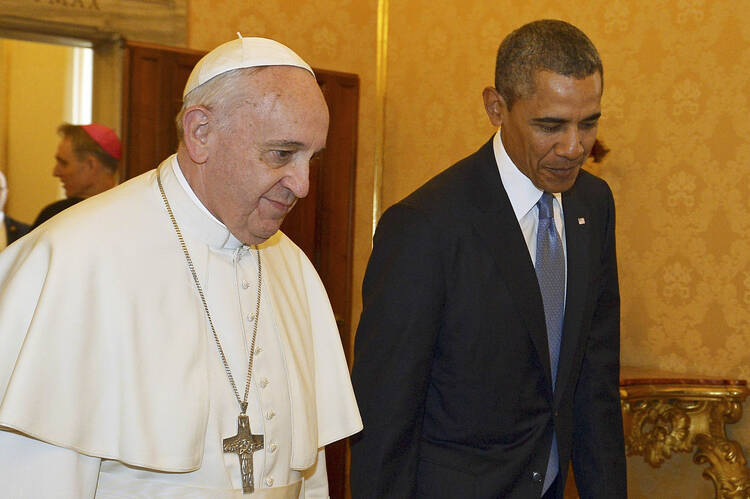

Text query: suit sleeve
(350, 203), (444, 499)
(571, 186), (627, 498)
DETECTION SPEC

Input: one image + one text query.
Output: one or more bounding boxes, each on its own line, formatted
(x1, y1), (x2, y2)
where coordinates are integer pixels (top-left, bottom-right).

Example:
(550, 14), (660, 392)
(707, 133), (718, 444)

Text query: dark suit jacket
(3, 215), (30, 246)
(31, 197), (83, 230)
(351, 139), (626, 499)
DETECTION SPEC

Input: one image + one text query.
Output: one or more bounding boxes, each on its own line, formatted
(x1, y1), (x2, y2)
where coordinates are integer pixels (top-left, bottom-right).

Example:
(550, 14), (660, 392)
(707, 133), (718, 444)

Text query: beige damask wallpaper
(187, 1), (749, 496)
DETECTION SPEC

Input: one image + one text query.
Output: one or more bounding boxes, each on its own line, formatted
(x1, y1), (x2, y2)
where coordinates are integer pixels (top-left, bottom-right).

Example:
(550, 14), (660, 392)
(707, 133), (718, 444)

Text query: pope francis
(0, 36), (362, 498)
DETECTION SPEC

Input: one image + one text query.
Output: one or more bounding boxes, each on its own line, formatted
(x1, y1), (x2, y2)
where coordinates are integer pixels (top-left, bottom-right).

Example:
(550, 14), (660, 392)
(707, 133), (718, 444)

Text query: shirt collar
(493, 130), (542, 221)
(159, 155), (244, 250)
(492, 130), (562, 220)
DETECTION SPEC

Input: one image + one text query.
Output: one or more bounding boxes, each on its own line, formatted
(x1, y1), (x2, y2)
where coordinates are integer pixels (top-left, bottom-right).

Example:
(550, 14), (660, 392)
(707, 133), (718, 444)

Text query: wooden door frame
(0, 24), (123, 142)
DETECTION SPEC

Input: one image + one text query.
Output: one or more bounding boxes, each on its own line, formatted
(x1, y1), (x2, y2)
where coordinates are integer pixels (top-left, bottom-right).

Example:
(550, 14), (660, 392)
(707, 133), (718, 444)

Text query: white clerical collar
(492, 130), (561, 221)
(163, 155), (244, 250)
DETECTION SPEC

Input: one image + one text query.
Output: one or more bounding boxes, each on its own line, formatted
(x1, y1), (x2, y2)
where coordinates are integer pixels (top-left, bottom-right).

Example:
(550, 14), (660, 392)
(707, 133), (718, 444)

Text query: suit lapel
(554, 185), (591, 403)
(467, 141), (552, 390)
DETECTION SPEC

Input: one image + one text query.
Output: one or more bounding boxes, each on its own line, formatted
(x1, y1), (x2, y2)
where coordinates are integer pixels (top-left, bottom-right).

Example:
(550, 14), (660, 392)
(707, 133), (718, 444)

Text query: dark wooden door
(121, 42), (358, 499)
(279, 69), (359, 499)
(121, 41), (204, 180)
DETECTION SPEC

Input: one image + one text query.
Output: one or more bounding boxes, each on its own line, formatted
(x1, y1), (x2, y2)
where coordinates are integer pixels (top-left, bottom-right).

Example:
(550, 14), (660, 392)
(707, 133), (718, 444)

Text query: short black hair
(494, 19), (603, 109)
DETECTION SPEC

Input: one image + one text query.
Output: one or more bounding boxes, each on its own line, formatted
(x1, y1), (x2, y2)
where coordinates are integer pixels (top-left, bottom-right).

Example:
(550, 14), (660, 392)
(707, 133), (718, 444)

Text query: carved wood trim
(0, 0), (186, 46)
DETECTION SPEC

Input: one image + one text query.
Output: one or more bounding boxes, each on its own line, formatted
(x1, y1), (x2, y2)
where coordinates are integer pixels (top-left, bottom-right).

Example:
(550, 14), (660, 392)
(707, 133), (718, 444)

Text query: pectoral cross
(223, 414), (264, 493)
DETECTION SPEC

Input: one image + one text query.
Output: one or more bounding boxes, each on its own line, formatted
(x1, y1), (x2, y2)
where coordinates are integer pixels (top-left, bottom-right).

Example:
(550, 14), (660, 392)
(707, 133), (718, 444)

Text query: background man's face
(0, 172), (7, 211)
(500, 70), (602, 193)
(53, 136), (95, 198)
(202, 66), (329, 245)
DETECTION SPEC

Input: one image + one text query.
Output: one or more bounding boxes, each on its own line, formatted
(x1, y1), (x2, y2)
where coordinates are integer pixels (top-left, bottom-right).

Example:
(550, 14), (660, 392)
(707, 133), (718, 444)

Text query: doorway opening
(0, 35), (93, 224)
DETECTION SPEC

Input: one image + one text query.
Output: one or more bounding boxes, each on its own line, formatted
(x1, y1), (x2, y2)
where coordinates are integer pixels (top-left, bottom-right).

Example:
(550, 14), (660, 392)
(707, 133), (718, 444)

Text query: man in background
(0, 36), (361, 497)
(31, 122), (120, 228)
(0, 171), (30, 250)
(351, 19), (626, 498)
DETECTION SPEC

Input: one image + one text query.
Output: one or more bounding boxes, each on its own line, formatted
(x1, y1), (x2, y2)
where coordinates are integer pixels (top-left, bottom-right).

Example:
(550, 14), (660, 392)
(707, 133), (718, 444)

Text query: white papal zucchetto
(183, 34), (314, 97)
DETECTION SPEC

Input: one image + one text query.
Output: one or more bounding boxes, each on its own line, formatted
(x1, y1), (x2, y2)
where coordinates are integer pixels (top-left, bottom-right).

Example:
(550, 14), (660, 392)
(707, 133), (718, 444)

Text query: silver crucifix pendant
(223, 414), (264, 493)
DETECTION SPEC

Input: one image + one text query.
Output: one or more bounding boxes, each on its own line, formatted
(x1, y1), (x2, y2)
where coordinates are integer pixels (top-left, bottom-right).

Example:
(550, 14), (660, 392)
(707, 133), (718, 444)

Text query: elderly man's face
(53, 136), (95, 198)
(205, 67), (329, 245)
(496, 70), (602, 193)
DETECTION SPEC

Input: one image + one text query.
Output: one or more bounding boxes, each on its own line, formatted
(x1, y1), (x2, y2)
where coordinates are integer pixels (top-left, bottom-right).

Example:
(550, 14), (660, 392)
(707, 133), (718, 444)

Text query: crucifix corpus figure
(224, 414), (264, 493)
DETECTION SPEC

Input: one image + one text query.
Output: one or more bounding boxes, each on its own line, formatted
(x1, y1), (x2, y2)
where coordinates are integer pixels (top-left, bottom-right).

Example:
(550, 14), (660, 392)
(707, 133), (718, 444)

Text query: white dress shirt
(492, 131), (568, 292)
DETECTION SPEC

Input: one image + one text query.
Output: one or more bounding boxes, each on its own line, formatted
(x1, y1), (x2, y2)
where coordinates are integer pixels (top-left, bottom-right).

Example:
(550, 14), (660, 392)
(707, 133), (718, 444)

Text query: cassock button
(241, 279), (250, 289)
(247, 313), (256, 323)
(265, 476), (274, 487)
(254, 346), (262, 356)
(260, 377), (269, 388)
(532, 471), (543, 483)
(266, 410), (275, 420)
(270, 442), (278, 453)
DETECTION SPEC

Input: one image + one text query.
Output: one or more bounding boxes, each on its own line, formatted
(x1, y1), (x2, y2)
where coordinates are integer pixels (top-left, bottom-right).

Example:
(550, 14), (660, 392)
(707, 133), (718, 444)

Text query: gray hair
(175, 66), (266, 144)
(494, 19), (603, 109)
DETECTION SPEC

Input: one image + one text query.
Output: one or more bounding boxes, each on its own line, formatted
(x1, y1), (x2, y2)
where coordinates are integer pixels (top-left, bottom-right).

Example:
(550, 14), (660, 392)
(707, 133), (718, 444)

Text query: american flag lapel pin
(578, 217), (586, 225)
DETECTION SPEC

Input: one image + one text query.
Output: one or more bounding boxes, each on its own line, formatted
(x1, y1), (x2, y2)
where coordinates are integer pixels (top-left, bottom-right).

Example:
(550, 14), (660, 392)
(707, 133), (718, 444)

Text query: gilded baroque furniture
(620, 368), (750, 498)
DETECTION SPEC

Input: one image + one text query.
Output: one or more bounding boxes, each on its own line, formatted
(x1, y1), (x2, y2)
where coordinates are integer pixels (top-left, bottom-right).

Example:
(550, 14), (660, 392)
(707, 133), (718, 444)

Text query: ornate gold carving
(621, 384), (750, 498)
(694, 434), (750, 498)
(33, 0), (100, 9)
(623, 399), (693, 465)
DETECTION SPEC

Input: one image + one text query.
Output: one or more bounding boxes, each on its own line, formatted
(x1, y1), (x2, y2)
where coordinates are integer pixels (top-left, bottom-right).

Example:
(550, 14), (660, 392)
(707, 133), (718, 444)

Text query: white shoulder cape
(0, 156), (361, 472)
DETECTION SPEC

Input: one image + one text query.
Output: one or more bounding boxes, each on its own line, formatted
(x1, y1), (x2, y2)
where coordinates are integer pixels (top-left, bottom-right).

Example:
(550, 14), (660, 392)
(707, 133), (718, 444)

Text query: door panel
(121, 41), (204, 180)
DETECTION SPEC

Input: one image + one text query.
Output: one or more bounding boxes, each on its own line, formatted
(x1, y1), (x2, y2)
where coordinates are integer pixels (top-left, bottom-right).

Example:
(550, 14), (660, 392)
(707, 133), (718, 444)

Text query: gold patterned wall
(188, 1), (750, 496)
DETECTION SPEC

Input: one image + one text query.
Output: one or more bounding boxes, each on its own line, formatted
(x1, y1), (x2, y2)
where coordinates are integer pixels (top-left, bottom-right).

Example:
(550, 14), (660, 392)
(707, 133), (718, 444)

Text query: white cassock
(0, 156), (362, 498)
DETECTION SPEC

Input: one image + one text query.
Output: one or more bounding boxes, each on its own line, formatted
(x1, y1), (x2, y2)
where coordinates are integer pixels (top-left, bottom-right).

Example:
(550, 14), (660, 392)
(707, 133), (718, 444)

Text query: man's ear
(182, 106), (212, 164)
(84, 154), (98, 172)
(482, 87), (506, 127)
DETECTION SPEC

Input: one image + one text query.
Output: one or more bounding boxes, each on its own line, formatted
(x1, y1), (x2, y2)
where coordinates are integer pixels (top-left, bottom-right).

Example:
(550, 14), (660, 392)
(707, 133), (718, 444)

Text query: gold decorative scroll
(621, 384), (750, 498)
